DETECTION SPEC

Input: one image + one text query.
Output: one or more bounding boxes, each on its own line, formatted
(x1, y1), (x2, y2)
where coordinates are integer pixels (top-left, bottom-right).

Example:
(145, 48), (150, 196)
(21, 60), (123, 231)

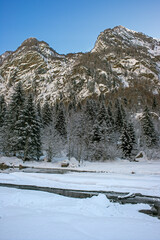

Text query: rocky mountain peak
(92, 26), (160, 57)
(0, 51), (13, 65)
(0, 26), (160, 106)
(21, 37), (41, 47)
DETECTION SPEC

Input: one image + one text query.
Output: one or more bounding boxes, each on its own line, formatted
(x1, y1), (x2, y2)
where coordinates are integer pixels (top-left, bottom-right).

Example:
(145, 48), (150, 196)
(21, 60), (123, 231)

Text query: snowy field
(0, 187), (160, 240)
(0, 156), (160, 197)
(1, 155), (160, 175)
(0, 156), (160, 240)
(0, 171), (160, 197)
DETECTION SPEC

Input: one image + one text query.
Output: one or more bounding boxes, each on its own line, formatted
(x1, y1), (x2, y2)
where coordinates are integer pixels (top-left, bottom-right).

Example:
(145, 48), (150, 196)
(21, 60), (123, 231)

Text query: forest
(0, 81), (159, 163)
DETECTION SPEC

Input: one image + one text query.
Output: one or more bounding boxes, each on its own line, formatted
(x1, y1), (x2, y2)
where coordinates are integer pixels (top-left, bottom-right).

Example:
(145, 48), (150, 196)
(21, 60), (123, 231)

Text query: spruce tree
(83, 99), (97, 160)
(7, 82), (26, 155)
(121, 104), (126, 120)
(74, 110), (85, 164)
(107, 104), (114, 129)
(90, 119), (104, 161)
(85, 99), (97, 123)
(128, 122), (136, 146)
(97, 102), (107, 126)
(91, 119), (102, 143)
(97, 101), (107, 138)
(55, 102), (66, 138)
(115, 100), (124, 132)
(77, 102), (82, 111)
(68, 97), (76, 114)
(23, 95), (41, 161)
(0, 95), (7, 153)
(42, 101), (53, 127)
(0, 95), (6, 127)
(141, 106), (157, 147)
(152, 96), (157, 110)
(37, 102), (42, 125)
(120, 123), (135, 158)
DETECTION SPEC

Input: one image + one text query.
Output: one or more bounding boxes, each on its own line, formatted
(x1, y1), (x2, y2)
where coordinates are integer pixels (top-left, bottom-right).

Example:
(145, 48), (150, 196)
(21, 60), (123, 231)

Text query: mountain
(0, 51), (13, 65)
(0, 26), (160, 106)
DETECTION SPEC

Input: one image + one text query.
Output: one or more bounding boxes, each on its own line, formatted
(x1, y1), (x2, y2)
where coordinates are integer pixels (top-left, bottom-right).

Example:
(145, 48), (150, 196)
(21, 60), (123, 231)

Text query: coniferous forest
(0, 82), (159, 163)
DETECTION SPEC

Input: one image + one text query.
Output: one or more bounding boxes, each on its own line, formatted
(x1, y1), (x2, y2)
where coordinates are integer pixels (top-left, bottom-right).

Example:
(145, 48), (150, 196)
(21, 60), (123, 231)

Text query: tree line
(0, 82), (159, 163)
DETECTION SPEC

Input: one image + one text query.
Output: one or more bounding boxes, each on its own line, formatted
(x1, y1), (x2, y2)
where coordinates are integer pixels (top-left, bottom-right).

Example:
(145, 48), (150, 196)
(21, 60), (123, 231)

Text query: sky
(0, 0), (160, 55)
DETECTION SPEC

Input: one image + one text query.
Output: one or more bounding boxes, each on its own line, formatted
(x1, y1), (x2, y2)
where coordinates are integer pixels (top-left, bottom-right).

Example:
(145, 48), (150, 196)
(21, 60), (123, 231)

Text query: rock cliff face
(0, 26), (160, 105)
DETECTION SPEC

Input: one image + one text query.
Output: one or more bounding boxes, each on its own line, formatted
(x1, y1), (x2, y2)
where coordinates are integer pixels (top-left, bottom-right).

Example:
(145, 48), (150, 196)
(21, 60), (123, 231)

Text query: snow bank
(0, 156), (79, 169)
(1, 156), (160, 175)
(0, 187), (159, 240)
(0, 170), (160, 197)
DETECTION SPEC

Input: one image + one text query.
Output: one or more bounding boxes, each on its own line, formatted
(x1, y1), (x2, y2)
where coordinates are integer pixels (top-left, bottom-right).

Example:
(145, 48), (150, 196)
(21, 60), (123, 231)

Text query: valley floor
(0, 156), (160, 240)
(0, 187), (160, 240)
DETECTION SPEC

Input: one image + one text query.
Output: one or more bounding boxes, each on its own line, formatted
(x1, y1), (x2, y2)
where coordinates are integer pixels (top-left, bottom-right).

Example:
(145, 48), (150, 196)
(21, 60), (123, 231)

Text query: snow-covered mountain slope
(0, 26), (160, 105)
(91, 26), (160, 94)
(0, 51), (13, 65)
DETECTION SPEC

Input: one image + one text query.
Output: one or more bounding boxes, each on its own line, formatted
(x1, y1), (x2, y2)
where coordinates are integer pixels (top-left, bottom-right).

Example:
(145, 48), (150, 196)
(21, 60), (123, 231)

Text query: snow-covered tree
(23, 94), (41, 161)
(91, 119), (102, 143)
(42, 101), (53, 127)
(36, 102), (42, 126)
(115, 99), (124, 132)
(83, 99), (97, 160)
(0, 95), (7, 153)
(74, 110), (85, 164)
(152, 96), (157, 110)
(107, 104), (114, 130)
(6, 82), (26, 155)
(120, 123), (135, 158)
(127, 122), (136, 146)
(41, 123), (63, 162)
(0, 95), (6, 127)
(89, 118), (106, 161)
(97, 102), (107, 128)
(141, 106), (157, 147)
(55, 102), (67, 138)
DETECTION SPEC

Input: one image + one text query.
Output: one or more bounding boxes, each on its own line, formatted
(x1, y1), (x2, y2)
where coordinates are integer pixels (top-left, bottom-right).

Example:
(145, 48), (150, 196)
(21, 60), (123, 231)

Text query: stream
(0, 182), (160, 219)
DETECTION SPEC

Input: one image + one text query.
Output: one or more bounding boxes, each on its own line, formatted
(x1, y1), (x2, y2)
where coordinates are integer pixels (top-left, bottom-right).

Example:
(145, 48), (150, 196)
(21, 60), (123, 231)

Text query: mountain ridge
(0, 26), (160, 106)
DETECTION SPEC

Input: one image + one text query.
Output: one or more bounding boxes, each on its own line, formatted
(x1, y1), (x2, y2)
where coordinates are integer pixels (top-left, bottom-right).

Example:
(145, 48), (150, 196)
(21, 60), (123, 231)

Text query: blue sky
(1, 0), (160, 55)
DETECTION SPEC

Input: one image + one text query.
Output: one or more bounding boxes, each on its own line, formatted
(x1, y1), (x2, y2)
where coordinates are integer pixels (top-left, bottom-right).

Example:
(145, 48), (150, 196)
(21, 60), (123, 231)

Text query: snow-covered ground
(0, 187), (160, 240)
(1, 155), (160, 174)
(0, 156), (160, 240)
(0, 171), (160, 197)
(0, 156), (160, 196)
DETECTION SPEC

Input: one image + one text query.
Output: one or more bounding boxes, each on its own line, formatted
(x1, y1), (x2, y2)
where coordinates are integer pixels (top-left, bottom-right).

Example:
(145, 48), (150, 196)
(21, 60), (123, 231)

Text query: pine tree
(90, 119), (104, 161)
(37, 102), (42, 125)
(97, 101), (107, 139)
(23, 95), (41, 161)
(7, 82), (26, 155)
(152, 96), (157, 110)
(128, 122), (136, 146)
(91, 119), (102, 143)
(83, 99), (97, 160)
(68, 97), (76, 114)
(121, 104), (126, 120)
(0, 95), (7, 153)
(74, 110), (85, 164)
(97, 102), (107, 126)
(107, 104), (114, 129)
(55, 102), (66, 138)
(0, 95), (6, 127)
(141, 106), (157, 147)
(115, 100), (124, 132)
(85, 99), (97, 123)
(77, 102), (82, 111)
(42, 101), (53, 127)
(120, 123), (134, 158)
